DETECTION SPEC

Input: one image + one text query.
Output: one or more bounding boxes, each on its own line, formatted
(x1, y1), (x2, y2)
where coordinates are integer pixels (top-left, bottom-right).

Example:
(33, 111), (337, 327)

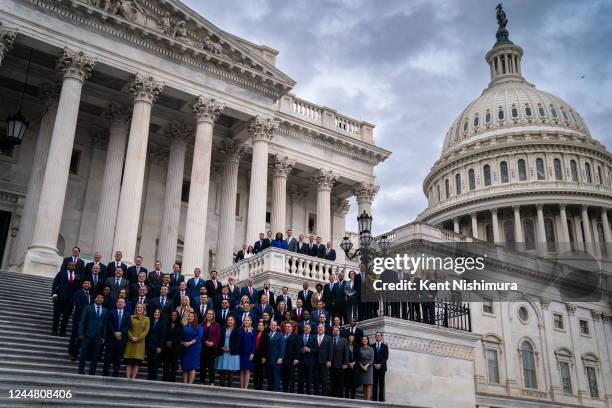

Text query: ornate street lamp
(2, 49), (31, 148)
(378, 235), (391, 253)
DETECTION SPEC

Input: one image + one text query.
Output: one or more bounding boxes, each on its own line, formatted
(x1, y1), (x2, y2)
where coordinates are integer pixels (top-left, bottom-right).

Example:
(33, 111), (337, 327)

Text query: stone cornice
(0, 24), (18, 61)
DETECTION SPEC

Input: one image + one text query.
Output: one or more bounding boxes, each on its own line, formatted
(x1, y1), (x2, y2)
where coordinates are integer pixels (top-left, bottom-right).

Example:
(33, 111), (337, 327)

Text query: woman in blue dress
(180, 311), (202, 384)
(215, 315), (241, 387)
(271, 232), (287, 249)
(239, 315), (256, 389)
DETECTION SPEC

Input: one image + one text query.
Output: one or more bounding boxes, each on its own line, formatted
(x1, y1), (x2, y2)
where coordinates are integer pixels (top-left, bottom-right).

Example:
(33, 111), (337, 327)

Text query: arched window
(504, 220), (515, 248)
(554, 158), (563, 181)
(511, 106), (519, 118)
(498, 108), (504, 120)
(485, 223), (494, 243)
(538, 104), (546, 117)
(485, 111), (492, 123)
(445, 179), (450, 198)
(473, 115), (479, 127)
(483, 164), (492, 186)
(518, 159), (527, 181)
(500, 161), (509, 183)
(455, 173), (462, 195)
(550, 105), (558, 118)
(536, 158), (545, 180)
(521, 341), (538, 389)
(463, 119), (469, 132)
(437, 184), (441, 202)
(570, 160), (578, 182)
(525, 104), (532, 117)
(468, 169), (476, 190)
(585, 162), (592, 183)
(523, 219), (536, 250)
(545, 218), (555, 251)
(597, 166), (603, 184)
(561, 108), (569, 121)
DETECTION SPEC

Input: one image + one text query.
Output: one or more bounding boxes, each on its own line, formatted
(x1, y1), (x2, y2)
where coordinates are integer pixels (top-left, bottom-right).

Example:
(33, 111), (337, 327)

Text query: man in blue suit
(313, 323), (333, 396)
(240, 278), (258, 305)
(52, 261), (81, 336)
(296, 323), (318, 394)
(281, 322), (299, 393)
(253, 232), (271, 254)
(68, 279), (94, 360)
(103, 298), (131, 377)
(78, 294), (107, 375)
(186, 267), (206, 301)
(267, 320), (286, 392)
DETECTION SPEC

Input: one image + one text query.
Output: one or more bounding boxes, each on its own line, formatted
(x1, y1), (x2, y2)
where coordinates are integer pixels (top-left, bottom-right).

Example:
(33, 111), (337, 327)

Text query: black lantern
(359, 230), (373, 248)
(340, 236), (354, 253)
(357, 210), (372, 234)
(378, 235), (391, 253)
(5, 110), (28, 145)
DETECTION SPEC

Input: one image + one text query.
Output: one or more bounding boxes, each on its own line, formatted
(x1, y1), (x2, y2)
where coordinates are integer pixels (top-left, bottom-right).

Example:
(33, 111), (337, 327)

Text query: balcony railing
(368, 299), (472, 332)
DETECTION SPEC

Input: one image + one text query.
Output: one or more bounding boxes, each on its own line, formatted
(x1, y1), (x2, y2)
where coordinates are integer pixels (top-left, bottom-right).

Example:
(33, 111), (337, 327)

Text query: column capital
(353, 182), (379, 203)
(581, 204), (589, 211)
(566, 303), (577, 315)
(105, 101), (131, 125)
(38, 82), (61, 109)
(90, 126), (108, 151)
(470, 212), (478, 218)
(0, 27), (18, 61)
(559, 203), (567, 211)
(56, 47), (96, 82)
(129, 73), (164, 104)
(539, 297), (550, 310)
(248, 115), (278, 142)
(336, 198), (351, 215)
(147, 143), (169, 166)
(164, 120), (191, 146)
(452, 217), (459, 223)
(490, 208), (498, 215)
(192, 95), (224, 123)
(220, 139), (247, 164)
(312, 169), (337, 191)
(271, 155), (295, 178)
(512, 205), (520, 212)
(536, 204), (544, 211)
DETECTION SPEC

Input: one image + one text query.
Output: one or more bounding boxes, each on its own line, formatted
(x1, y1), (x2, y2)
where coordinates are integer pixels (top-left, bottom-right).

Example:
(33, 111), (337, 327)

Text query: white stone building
(0, 0), (388, 277)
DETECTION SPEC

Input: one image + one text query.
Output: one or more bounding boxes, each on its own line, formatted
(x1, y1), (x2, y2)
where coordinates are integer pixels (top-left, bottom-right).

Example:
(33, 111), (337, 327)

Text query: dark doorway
(0, 210), (12, 265)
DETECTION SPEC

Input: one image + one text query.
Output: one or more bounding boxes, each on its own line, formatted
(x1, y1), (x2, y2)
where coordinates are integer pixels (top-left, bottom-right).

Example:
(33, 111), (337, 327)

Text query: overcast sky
(184, 0), (612, 234)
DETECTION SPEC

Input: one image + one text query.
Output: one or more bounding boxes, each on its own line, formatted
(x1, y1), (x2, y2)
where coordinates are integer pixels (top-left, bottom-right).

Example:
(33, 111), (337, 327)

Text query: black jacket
(219, 327), (241, 356)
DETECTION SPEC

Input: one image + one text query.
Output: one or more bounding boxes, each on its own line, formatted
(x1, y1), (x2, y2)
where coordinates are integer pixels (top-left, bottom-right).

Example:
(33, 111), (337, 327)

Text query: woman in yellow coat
(123, 302), (150, 379)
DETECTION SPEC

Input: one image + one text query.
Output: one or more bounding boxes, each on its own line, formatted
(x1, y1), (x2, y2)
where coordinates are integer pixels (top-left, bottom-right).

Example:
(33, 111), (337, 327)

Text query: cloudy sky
(185, 0), (612, 234)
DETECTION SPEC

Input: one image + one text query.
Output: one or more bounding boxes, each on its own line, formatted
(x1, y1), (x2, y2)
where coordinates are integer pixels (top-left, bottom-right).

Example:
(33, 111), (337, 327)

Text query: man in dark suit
(253, 294), (274, 321)
(310, 301), (329, 326)
(296, 323), (318, 394)
(257, 281), (275, 309)
(149, 285), (173, 321)
(315, 237), (326, 258)
(409, 274), (422, 322)
(51, 261), (81, 336)
(130, 270), (149, 301)
(106, 251), (128, 279)
(103, 298), (130, 377)
(334, 271), (348, 324)
(146, 260), (165, 298)
(204, 269), (221, 300)
(292, 298), (306, 322)
(286, 229), (298, 252)
(297, 282), (313, 312)
(330, 326), (349, 397)
(227, 275), (241, 302)
(216, 299), (234, 326)
(234, 243), (248, 263)
(69, 279), (94, 360)
(194, 294), (212, 322)
(253, 232), (271, 254)
(84, 251), (107, 284)
(126, 256), (147, 285)
(341, 318), (364, 346)
(236, 301), (258, 328)
(323, 274), (337, 316)
(267, 320), (286, 392)
(296, 234), (308, 255)
(105, 267), (129, 298)
(306, 235), (318, 256)
(240, 278), (258, 305)
(422, 272), (438, 325)
(276, 287), (293, 311)
(172, 281), (188, 306)
(281, 321), (299, 393)
(169, 263), (184, 296)
(372, 331), (389, 402)
(323, 241), (337, 261)
(61, 246), (85, 276)
(78, 294), (107, 375)
(314, 322), (333, 396)
(297, 311), (315, 335)
(132, 286), (149, 311)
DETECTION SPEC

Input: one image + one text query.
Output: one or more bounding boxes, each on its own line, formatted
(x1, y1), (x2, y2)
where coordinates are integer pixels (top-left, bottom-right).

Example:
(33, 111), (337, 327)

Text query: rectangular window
(235, 193), (240, 217)
(308, 213), (316, 235)
(586, 366), (599, 398)
(486, 349), (500, 384)
(181, 181), (190, 203)
(69, 149), (81, 175)
(559, 362), (572, 394)
(553, 314), (564, 330)
(579, 320), (590, 335)
(482, 298), (494, 314)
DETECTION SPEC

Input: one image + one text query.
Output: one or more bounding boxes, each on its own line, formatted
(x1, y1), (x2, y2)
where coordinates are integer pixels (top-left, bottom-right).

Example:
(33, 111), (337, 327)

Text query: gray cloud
(185, 0), (612, 234)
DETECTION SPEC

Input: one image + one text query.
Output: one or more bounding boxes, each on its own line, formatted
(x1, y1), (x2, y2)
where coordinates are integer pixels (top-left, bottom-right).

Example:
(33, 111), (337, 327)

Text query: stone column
(270, 155), (294, 235)
(157, 121), (189, 271)
(181, 96), (223, 275)
(536, 204), (547, 256)
(470, 212), (479, 239)
(216, 140), (247, 271)
(353, 182), (379, 216)
(314, 170), (337, 243)
(491, 209), (500, 243)
(24, 48), (95, 277)
(513, 205), (524, 250)
(9, 83), (59, 271)
(453, 217), (460, 234)
(559, 204), (571, 253)
(245, 116), (278, 243)
(581, 205), (593, 255)
(289, 186), (306, 233)
(332, 199), (350, 264)
(113, 74), (164, 262)
(601, 208), (612, 256)
(92, 102), (131, 260)
(0, 28), (17, 66)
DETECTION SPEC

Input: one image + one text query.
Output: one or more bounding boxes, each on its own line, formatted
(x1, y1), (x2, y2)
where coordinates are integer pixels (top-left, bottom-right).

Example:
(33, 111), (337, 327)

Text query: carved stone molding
(105, 101), (131, 125)
(220, 139), (248, 164)
(57, 47), (95, 82)
(565, 303), (577, 315)
(271, 155), (295, 178)
(539, 297), (550, 310)
(192, 95), (224, 124)
(313, 169), (337, 191)
(332, 197), (351, 216)
(129, 73), (164, 104)
(0, 25), (18, 63)
(353, 182), (379, 203)
(164, 120), (191, 145)
(381, 332), (475, 361)
(37, 81), (61, 109)
(147, 143), (168, 167)
(249, 116), (278, 142)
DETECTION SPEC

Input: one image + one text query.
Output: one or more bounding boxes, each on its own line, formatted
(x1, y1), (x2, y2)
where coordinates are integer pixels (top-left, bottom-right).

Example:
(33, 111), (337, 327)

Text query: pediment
(46, 0), (295, 98)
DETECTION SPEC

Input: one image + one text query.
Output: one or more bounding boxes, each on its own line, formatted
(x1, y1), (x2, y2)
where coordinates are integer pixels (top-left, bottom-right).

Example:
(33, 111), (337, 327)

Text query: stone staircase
(0, 270), (407, 407)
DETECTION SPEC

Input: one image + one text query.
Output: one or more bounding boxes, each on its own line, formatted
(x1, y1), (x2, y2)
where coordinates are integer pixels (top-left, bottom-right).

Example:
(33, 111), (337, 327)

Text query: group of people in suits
(50, 245), (389, 401)
(234, 229), (337, 262)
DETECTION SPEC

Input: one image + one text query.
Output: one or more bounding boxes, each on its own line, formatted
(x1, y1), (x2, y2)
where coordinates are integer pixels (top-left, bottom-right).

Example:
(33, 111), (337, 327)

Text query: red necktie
(249, 287), (252, 296)
(298, 309), (301, 320)
(69, 271), (74, 283)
